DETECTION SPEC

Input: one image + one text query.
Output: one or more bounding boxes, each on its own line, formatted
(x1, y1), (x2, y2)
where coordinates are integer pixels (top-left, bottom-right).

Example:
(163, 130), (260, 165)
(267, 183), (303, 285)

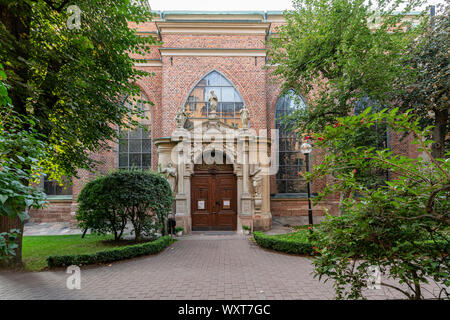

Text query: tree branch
(380, 282), (412, 299)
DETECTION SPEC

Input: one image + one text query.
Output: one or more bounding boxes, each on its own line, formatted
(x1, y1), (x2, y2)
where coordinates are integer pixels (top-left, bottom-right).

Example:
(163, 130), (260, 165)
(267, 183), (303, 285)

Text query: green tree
(0, 0), (156, 267)
(77, 170), (174, 242)
(306, 109), (449, 300)
(395, 4), (449, 158)
(268, 0), (424, 133)
(0, 64), (48, 266)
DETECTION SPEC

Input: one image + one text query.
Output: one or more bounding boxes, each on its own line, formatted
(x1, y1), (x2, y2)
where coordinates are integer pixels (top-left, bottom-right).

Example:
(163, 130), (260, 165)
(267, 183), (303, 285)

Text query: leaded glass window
(275, 90), (308, 194)
(184, 71), (244, 128)
(43, 176), (72, 196)
(118, 92), (152, 169)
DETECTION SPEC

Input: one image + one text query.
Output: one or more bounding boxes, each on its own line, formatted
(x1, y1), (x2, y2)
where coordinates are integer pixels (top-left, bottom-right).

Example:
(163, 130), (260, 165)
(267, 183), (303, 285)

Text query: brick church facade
(29, 11), (417, 233)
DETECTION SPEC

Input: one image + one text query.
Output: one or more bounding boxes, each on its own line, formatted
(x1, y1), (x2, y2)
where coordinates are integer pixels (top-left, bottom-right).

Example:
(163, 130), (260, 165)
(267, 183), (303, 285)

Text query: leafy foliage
(0, 63), (48, 263)
(395, 3), (449, 157)
(306, 109), (450, 299)
(0, 0), (156, 180)
(47, 235), (171, 268)
(0, 229), (20, 263)
(0, 0), (155, 265)
(268, 0), (425, 133)
(77, 170), (174, 241)
(253, 230), (316, 255)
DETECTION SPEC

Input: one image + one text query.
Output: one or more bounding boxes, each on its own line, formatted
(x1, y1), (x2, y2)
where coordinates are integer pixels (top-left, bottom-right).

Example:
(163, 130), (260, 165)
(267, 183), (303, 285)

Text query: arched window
(118, 91), (152, 169)
(42, 176), (72, 196)
(354, 96), (389, 186)
(275, 90), (307, 194)
(184, 71), (244, 128)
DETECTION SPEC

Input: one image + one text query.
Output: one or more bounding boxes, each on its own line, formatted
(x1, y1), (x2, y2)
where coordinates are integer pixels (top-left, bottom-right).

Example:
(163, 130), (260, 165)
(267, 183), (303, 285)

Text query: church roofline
(151, 10), (285, 22)
(150, 9), (422, 20)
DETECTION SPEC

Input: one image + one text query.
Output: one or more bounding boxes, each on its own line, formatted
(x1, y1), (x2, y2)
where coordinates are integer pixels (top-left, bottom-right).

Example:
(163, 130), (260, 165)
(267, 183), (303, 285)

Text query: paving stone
(0, 236), (446, 300)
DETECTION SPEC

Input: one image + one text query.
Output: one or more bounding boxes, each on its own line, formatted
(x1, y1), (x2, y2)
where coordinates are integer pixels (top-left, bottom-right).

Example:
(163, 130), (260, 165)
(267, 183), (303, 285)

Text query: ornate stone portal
(155, 109), (272, 233)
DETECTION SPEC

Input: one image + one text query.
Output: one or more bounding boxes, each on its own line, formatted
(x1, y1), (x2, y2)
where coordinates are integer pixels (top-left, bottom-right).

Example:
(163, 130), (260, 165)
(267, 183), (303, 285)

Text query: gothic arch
(182, 69), (244, 107)
(182, 70), (245, 128)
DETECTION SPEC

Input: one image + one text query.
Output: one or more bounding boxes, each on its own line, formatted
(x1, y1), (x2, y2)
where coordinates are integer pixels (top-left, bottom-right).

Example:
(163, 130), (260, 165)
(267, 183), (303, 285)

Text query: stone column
(238, 133), (253, 231)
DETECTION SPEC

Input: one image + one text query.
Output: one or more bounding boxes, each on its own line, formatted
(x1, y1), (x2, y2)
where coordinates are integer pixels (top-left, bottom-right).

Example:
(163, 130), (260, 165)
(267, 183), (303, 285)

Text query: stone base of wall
(28, 199), (75, 224)
(28, 198), (339, 231)
(273, 215), (326, 226)
(175, 215), (191, 234)
(253, 213), (271, 231)
(270, 198), (339, 219)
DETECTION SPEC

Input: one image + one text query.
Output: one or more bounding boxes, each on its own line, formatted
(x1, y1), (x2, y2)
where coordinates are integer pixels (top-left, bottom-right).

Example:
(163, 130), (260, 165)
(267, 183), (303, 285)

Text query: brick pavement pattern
(0, 235), (442, 300)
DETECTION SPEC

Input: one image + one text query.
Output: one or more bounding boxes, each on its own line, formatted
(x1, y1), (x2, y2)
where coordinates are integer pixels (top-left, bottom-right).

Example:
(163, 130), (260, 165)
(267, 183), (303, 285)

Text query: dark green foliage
(395, 3), (449, 158)
(0, 230), (20, 263)
(47, 235), (171, 268)
(0, 0), (155, 266)
(253, 231), (315, 255)
(0, 63), (48, 264)
(306, 109), (450, 300)
(0, 64), (47, 221)
(268, 0), (423, 134)
(0, 0), (156, 179)
(76, 170), (174, 241)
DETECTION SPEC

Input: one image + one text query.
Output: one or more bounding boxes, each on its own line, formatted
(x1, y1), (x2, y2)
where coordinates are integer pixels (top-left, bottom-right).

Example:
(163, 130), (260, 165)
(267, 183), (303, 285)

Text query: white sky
(148, 0), (446, 12)
(149, 0), (294, 11)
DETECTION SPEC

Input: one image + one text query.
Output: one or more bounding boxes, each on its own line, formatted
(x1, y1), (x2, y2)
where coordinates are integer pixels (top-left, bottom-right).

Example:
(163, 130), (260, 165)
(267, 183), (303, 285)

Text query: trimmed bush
(77, 169), (174, 241)
(47, 236), (171, 268)
(253, 231), (449, 258)
(253, 231), (315, 255)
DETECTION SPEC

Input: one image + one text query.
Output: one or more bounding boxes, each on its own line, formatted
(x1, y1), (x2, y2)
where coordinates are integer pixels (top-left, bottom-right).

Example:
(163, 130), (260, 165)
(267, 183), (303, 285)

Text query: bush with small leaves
(305, 108), (450, 300)
(76, 169), (174, 242)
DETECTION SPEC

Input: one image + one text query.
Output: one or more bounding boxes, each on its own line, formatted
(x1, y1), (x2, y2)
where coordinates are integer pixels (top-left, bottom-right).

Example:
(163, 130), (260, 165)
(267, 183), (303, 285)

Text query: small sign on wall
(223, 199), (231, 209)
(198, 200), (205, 210)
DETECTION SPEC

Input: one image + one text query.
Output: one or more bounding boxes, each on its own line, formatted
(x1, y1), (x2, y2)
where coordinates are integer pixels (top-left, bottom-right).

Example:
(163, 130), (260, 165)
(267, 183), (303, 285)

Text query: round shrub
(76, 170), (174, 241)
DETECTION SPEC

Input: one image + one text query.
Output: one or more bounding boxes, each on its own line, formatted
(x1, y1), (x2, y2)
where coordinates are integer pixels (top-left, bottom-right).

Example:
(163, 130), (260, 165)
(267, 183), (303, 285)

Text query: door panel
(191, 171), (237, 231)
(191, 175), (213, 229)
(214, 175), (237, 230)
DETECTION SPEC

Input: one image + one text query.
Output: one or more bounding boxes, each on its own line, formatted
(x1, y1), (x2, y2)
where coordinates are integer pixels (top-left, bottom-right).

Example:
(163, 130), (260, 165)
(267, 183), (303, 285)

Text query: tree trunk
(0, 216), (24, 269)
(411, 270), (422, 300)
(432, 108), (448, 159)
(134, 226), (141, 242)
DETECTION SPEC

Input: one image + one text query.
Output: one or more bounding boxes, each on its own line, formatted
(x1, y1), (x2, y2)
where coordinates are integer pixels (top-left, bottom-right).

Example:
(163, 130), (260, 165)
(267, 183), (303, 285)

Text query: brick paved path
(0, 234), (442, 300)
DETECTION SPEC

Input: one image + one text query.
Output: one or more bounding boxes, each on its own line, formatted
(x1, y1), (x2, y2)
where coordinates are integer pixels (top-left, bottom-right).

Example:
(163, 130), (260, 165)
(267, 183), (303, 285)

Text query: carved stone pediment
(197, 119), (236, 133)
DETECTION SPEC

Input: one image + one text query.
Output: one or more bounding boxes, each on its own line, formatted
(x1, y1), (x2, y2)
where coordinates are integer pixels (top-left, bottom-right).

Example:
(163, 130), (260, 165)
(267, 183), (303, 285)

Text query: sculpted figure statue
(161, 162), (178, 193)
(239, 106), (250, 129)
(250, 166), (262, 197)
(209, 90), (218, 113)
(175, 108), (187, 128)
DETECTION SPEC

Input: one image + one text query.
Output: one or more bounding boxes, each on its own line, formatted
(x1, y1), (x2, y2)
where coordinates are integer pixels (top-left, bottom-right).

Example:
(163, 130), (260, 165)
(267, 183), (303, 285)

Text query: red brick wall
(29, 200), (73, 223)
(31, 17), (419, 224)
(160, 55), (267, 136)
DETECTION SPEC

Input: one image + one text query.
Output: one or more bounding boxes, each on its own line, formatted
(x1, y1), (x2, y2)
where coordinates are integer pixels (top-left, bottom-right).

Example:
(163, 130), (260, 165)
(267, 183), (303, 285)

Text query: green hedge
(253, 231), (315, 255)
(47, 236), (171, 268)
(253, 231), (449, 256)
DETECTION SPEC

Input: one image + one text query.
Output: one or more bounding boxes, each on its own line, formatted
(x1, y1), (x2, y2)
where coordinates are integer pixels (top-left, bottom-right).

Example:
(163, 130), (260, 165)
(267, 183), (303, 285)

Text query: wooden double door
(191, 164), (237, 231)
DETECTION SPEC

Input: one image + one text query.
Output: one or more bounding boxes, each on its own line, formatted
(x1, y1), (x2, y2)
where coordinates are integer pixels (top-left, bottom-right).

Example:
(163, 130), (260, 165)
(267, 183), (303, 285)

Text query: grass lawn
(22, 234), (133, 271)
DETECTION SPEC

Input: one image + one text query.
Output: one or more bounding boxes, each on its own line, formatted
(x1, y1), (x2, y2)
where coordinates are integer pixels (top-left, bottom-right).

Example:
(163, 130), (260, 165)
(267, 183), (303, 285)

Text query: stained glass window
(118, 92), (152, 169)
(184, 71), (244, 129)
(275, 90), (308, 194)
(43, 176), (72, 196)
